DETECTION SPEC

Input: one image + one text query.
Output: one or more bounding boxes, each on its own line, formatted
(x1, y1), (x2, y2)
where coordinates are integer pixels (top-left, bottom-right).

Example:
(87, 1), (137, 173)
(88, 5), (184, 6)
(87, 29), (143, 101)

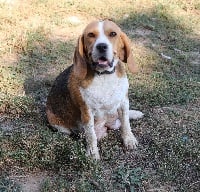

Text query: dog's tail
(129, 110), (144, 120)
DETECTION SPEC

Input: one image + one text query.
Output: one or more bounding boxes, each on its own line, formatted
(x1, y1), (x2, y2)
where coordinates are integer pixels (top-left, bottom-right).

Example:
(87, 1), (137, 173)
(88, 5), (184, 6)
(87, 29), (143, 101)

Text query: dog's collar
(95, 67), (115, 75)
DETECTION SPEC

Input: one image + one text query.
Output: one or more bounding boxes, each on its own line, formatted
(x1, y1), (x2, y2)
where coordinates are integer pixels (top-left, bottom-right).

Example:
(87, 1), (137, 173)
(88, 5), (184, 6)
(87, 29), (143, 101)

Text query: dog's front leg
(118, 98), (138, 149)
(82, 110), (100, 160)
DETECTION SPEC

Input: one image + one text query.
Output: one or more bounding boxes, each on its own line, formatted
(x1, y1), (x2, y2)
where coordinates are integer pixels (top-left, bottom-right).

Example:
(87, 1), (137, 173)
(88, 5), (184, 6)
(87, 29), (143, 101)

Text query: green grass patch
(0, 176), (21, 192)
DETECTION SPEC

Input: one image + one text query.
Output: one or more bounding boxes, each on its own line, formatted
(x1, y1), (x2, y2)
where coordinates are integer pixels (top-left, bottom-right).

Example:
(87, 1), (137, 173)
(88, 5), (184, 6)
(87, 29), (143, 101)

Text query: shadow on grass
(115, 7), (200, 191)
(22, 29), (75, 118)
(116, 7), (200, 109)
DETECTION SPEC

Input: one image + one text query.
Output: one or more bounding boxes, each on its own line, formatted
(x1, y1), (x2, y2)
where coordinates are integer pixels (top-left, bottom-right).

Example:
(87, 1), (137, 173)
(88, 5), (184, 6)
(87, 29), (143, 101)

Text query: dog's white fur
(80, 71), (143, 158)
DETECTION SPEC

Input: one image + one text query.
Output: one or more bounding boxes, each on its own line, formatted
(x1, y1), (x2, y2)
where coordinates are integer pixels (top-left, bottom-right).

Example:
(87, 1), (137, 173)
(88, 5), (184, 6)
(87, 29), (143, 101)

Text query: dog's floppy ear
(118, 32), (138, 73)
(73, 35), (87, 79)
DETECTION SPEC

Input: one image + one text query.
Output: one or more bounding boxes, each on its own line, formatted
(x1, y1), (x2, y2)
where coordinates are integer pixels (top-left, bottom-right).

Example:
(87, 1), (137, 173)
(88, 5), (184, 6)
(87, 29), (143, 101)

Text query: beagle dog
(46, 20), (143, 159)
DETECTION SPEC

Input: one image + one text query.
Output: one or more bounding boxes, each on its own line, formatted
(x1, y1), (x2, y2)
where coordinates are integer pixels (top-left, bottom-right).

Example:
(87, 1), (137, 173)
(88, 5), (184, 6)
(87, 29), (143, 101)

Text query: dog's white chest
(80, 73), (129, 116)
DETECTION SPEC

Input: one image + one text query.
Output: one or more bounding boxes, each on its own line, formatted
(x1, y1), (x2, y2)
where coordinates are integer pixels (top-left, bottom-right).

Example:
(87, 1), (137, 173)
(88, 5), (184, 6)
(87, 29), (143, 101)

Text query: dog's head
(73, 20), (137, 79)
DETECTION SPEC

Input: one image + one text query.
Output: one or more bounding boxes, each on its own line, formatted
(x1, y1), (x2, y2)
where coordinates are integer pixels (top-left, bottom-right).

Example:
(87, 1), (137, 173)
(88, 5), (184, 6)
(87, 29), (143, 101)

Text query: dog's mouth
(93, 56), (113, 68)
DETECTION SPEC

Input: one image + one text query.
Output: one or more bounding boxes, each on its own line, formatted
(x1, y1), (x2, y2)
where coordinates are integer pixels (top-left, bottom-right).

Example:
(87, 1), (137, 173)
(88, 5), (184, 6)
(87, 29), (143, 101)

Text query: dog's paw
(106, 119), (121, 130)
(129, 110), (144, 120)
(86, 146), (100, 160)
(123, 133), (138, 150)
(95, 126), (108, 140)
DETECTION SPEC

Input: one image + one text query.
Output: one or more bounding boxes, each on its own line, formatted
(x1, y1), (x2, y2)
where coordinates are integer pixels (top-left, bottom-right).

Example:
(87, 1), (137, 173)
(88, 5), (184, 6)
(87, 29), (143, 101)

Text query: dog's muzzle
(92, 57), (114, 69)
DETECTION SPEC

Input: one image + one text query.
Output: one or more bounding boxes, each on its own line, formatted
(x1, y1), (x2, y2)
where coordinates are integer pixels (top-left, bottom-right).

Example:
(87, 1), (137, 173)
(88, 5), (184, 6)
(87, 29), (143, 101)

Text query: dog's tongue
(98, 59), (108, 65)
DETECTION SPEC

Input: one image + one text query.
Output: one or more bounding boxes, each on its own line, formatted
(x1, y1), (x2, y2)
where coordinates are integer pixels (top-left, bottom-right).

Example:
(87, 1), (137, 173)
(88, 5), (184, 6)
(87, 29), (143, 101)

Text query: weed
(113, 165), (146, 192)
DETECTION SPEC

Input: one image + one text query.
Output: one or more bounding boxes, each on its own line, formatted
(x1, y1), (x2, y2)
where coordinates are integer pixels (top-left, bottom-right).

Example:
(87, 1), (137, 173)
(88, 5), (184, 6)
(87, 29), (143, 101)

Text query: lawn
(0, 0), (199, 191)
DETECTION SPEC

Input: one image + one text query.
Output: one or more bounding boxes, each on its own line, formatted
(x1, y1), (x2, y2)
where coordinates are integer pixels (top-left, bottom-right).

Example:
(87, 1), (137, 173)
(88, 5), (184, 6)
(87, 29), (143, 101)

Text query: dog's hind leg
(51, 125), (72, 134)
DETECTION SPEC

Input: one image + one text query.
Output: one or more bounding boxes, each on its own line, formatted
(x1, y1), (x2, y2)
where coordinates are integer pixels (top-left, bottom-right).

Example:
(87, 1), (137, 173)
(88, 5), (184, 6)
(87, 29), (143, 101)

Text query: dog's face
(73, 20), (137, 79)
(83, 20), (121, 72)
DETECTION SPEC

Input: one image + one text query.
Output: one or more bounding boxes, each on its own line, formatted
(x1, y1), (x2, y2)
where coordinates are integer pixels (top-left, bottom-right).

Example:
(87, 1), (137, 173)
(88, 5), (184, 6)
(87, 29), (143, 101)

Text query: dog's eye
(88, 32), (95, 38)
(109, 31), (117, 37)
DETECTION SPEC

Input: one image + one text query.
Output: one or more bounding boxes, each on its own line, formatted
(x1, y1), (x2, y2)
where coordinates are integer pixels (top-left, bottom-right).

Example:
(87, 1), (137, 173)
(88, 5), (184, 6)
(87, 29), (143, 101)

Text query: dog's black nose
(96, 43), (108, 53)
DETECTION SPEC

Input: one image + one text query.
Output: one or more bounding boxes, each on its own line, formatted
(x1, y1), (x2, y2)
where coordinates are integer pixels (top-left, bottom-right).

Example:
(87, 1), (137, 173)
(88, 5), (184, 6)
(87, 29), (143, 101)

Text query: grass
(0, 176), (21, 192)
(0, 0), (199, 191)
